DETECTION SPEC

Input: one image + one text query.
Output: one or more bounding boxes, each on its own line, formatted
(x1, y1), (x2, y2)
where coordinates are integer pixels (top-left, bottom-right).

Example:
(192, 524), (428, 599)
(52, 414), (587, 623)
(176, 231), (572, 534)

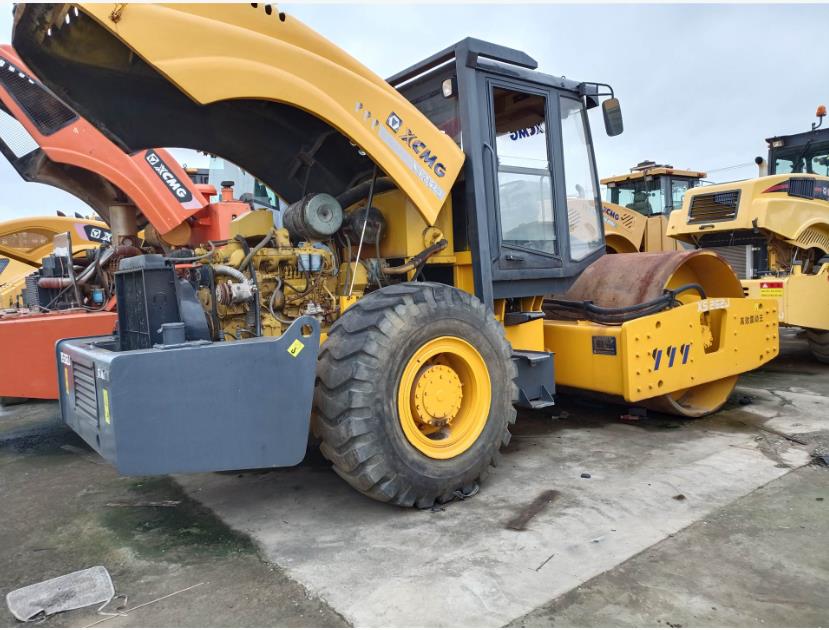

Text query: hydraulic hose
(163, 240), (224, 263)
(235, 235), (262, 336)
(37, 244), (143, 289)
(239, 230), (275, 270)
(336, 177), (396, 210)
(381, 239), (448, 275)
(544, 283), (708, 324)
(212, 264), (247, 283)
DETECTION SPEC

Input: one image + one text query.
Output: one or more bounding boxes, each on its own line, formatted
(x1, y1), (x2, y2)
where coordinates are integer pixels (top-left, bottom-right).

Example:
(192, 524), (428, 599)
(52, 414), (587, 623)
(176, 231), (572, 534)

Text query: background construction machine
(0, 44), (257, 400)
(668, 107), (829, 363)
(602, 161), (706, 253)
(0, 214), (109, 308)
(12, 3), (778, 507)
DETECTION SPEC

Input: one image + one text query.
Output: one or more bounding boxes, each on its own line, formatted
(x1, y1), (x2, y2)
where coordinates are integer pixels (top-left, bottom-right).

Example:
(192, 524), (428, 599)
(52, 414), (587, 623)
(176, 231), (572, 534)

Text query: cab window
(612, 179), (663, 216)
(670, 178), (691, 210)
(774, 143), (829, 175)
(559, 96), (602, 260)
(492, 87), (556, 255)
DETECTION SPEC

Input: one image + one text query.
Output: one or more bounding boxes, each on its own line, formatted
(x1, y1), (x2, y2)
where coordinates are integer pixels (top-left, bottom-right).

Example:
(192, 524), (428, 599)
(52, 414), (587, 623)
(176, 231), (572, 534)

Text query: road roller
(668, 107), (829, 364)
(12, 3), (779, 507)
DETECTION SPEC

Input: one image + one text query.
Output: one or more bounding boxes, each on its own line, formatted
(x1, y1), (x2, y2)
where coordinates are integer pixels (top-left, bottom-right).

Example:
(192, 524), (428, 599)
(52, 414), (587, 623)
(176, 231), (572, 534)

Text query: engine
(188, 192), (384, 341)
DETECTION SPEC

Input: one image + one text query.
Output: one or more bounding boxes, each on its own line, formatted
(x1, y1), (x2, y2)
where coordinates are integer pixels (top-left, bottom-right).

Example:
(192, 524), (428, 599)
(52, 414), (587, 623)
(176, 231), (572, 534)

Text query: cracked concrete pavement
(1, 329), (826, 627)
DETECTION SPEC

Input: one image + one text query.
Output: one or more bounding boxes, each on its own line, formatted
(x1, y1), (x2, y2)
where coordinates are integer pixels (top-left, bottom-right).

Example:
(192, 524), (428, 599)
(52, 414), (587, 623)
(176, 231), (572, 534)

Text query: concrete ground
(0, 403), (346, 627)
(1, 329), (826, 627)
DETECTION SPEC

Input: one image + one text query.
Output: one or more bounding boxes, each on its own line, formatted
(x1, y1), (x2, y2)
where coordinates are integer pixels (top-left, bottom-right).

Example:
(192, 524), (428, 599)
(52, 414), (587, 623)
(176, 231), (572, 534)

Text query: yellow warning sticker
(63, 366), (70, 395)
(760, 287), (783, 297)
(287, 339), (305, 357)
(759, 281), (784, 298)
(102, 388), (111, 425)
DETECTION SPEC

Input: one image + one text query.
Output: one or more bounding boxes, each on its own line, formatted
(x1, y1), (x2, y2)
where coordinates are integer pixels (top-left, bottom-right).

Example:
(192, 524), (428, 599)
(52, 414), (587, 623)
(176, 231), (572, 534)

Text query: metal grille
(23, 273), (40, 308)
(688, 191), (740, 223)
(797, 226), (829, 251)
(703, 245), (750, 279)
(0, 107), (38, 158)
(788, 178), (815, 199)
(0, 62), (77, 135)
(72, 361), (99, 419)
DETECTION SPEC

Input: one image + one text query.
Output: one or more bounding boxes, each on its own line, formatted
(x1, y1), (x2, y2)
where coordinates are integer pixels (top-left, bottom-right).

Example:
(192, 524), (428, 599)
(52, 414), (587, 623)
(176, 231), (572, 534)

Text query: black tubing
(336, 177), (396, 209)
(545, 283), (708, 324)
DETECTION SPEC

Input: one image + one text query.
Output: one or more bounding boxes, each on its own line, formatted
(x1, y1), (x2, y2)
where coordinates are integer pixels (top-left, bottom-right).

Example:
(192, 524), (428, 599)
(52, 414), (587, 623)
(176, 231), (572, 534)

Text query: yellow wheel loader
(667, 107), (829, 363)
(13, 3), (779, 507)
(602, 161), (706, 253)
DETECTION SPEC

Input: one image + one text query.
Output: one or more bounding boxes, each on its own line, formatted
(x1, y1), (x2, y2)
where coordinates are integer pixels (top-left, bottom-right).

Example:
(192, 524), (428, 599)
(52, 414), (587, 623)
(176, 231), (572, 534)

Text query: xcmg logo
(386, 112), (446, 178)
(510, 123), (544, 140)
(603, 206), (621, 221)
(144, 150), (193, 203)
(83, 225), (112, 244)
(398, 129), (447, 178)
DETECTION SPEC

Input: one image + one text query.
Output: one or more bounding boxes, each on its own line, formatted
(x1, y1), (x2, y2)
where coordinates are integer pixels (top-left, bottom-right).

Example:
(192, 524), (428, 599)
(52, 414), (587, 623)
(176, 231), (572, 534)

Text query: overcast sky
(0, 2), (826, 219)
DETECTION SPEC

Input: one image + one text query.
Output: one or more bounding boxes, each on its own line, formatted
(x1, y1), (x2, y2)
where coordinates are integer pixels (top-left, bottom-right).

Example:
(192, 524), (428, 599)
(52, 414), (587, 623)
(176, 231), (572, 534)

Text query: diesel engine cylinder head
(283, 193), (343, 240)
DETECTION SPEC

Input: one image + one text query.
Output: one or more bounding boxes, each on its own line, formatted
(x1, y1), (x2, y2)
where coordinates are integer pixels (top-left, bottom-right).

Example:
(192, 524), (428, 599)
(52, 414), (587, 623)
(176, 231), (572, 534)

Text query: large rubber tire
(313, 282), (517, 507)
(806, 329), (829, 364)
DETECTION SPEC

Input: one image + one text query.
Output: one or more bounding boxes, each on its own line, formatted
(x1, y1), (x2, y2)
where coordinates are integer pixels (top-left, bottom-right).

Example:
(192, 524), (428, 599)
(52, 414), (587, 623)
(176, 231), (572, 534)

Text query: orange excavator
(0, 45), (253, 400)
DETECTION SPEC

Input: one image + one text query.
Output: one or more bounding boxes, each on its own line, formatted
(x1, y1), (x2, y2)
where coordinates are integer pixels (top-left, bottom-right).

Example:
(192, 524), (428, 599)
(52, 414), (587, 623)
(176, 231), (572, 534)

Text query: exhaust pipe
(755, 156), (767, 177)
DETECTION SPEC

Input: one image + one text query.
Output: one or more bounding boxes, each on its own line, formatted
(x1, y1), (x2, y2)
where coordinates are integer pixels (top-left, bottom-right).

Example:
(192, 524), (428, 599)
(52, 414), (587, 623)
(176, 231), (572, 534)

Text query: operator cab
(766, 127), (829, 177)
(602, 161), (706, 217)
(389, 39), (624, 303)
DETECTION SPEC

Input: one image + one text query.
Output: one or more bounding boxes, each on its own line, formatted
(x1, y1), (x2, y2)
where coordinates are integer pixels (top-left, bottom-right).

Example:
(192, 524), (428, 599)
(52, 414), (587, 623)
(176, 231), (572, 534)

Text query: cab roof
(601, 165), (706, 186)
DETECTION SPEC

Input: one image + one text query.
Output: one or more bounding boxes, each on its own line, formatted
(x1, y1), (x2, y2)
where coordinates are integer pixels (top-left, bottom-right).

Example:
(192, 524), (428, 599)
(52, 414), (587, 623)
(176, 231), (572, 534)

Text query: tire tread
(314, 282), (517, 507)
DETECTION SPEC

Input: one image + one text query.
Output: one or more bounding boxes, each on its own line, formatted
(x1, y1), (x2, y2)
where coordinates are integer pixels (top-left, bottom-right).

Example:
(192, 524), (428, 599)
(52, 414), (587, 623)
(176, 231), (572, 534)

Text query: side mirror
(602, 98), (624, 137)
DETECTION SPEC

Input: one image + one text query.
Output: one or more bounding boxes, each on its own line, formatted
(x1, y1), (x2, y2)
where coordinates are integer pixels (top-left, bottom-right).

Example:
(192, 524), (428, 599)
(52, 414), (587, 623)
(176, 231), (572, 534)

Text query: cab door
(484, 81), (563, 282)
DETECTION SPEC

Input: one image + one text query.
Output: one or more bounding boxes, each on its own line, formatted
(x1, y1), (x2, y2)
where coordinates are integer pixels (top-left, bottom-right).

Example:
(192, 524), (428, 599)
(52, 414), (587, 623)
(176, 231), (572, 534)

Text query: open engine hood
(13, 3), (465, 225)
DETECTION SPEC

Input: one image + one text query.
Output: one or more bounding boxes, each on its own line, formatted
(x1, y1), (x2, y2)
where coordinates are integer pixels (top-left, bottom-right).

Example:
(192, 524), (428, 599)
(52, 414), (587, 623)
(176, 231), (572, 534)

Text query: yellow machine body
(602, 164), (705, 253)
(543, 298), (777, 404)
(16, 2), (778, 414)
(0, 215), (109, 308)
(742, 265), (829, 331)
(60, 3), (464, 227)
(666, 174), (829, 248)
(667, 174), (829, 332)
(602, 202), (682, 254)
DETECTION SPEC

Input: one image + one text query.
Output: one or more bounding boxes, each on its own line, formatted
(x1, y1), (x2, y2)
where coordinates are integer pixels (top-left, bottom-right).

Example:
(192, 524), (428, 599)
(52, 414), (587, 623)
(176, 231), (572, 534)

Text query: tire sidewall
(368, 288), (513, 487)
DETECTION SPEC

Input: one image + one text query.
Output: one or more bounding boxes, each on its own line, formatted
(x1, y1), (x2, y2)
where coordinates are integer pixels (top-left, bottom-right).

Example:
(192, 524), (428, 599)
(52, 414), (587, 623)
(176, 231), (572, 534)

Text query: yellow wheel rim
(397, 336), (492, 460)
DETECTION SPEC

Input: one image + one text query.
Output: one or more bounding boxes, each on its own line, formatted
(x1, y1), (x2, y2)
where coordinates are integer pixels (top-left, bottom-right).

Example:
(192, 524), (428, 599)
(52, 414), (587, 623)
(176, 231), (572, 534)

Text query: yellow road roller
(602, 161), (706, 254)
(668, 108), (829, 363)
(12, 3), (779, 506)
